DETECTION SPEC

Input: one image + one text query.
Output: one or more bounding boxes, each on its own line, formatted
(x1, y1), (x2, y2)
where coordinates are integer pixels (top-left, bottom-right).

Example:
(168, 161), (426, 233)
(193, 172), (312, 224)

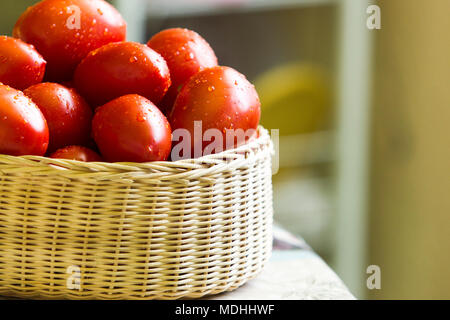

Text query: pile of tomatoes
(0, 0), (261, 163)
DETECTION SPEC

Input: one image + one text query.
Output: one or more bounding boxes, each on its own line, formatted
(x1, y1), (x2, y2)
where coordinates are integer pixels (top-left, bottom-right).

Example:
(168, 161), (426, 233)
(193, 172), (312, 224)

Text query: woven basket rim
(0, 126), (272, 174)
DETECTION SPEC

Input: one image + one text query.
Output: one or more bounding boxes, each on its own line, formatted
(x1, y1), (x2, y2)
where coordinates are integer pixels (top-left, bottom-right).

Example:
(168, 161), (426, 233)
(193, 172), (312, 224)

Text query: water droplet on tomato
(185, 52), (194, 61)
(136, 112), (147, 122)
(207, 86), (215, 92)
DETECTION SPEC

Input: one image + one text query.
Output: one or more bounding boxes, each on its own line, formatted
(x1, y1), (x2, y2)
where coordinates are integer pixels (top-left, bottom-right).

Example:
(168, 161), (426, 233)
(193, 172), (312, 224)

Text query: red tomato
(24, 83), (93, 153)
(13, 0), (126, 81)
(0, 36), (46, 91)
(92, 94), (172, 163)
(0, 83), (49, 156)
(74, 42), (171, 108)
(60, 81), (75, 89)
(50, 145), (102, 162)
(147, 28), (218, 115)
(169, 66), (261, 158)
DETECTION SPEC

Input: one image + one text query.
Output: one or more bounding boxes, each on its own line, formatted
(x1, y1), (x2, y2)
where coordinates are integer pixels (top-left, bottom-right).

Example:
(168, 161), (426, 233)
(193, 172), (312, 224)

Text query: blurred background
(1, 0), (449, 299)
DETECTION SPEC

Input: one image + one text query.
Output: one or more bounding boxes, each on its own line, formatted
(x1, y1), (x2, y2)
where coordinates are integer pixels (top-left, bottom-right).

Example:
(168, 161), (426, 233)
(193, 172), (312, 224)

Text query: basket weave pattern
(0, 127), (273, 300)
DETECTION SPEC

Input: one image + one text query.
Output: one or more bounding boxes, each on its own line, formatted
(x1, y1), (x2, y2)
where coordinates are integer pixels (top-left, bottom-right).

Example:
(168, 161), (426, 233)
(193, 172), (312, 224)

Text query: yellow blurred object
(254, 63), (332, 136)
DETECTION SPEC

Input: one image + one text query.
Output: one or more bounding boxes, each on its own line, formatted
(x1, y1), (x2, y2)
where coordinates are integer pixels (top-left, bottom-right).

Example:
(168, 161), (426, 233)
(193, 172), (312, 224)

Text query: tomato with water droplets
(92, 94), (172, 162)
(147, 28), (218, 115)
(0, 83), (49, 156)
(0, 36), (46, 91)
(169, 66), (261, 158)
(24, 83), (93, 153)
(50, 145), (102, 162)
(13, 0), (126, 81)
(74, 42), (171, 109)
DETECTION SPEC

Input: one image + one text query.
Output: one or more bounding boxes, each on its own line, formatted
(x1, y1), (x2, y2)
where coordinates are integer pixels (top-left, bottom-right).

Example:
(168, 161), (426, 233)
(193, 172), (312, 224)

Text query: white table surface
(210, 250), (355, 300)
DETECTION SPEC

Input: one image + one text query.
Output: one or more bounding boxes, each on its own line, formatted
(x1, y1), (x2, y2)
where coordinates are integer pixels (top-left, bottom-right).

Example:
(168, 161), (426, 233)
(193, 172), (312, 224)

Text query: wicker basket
(0, 126), (273, 300)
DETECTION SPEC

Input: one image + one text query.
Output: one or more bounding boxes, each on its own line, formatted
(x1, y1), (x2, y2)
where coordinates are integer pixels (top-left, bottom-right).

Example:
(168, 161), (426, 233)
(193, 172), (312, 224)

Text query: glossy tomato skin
(24, 83), (93, 153)
(74, 42), (171, 108)
(169, 66), (261, 157)
(13, 0), (126, 81)
(0, 83), (49, 156)
(0, 36), (46, 91)
(92, 94), (172, 163)
(147, 28), (218, 115)
(50, 145), (102, 162)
